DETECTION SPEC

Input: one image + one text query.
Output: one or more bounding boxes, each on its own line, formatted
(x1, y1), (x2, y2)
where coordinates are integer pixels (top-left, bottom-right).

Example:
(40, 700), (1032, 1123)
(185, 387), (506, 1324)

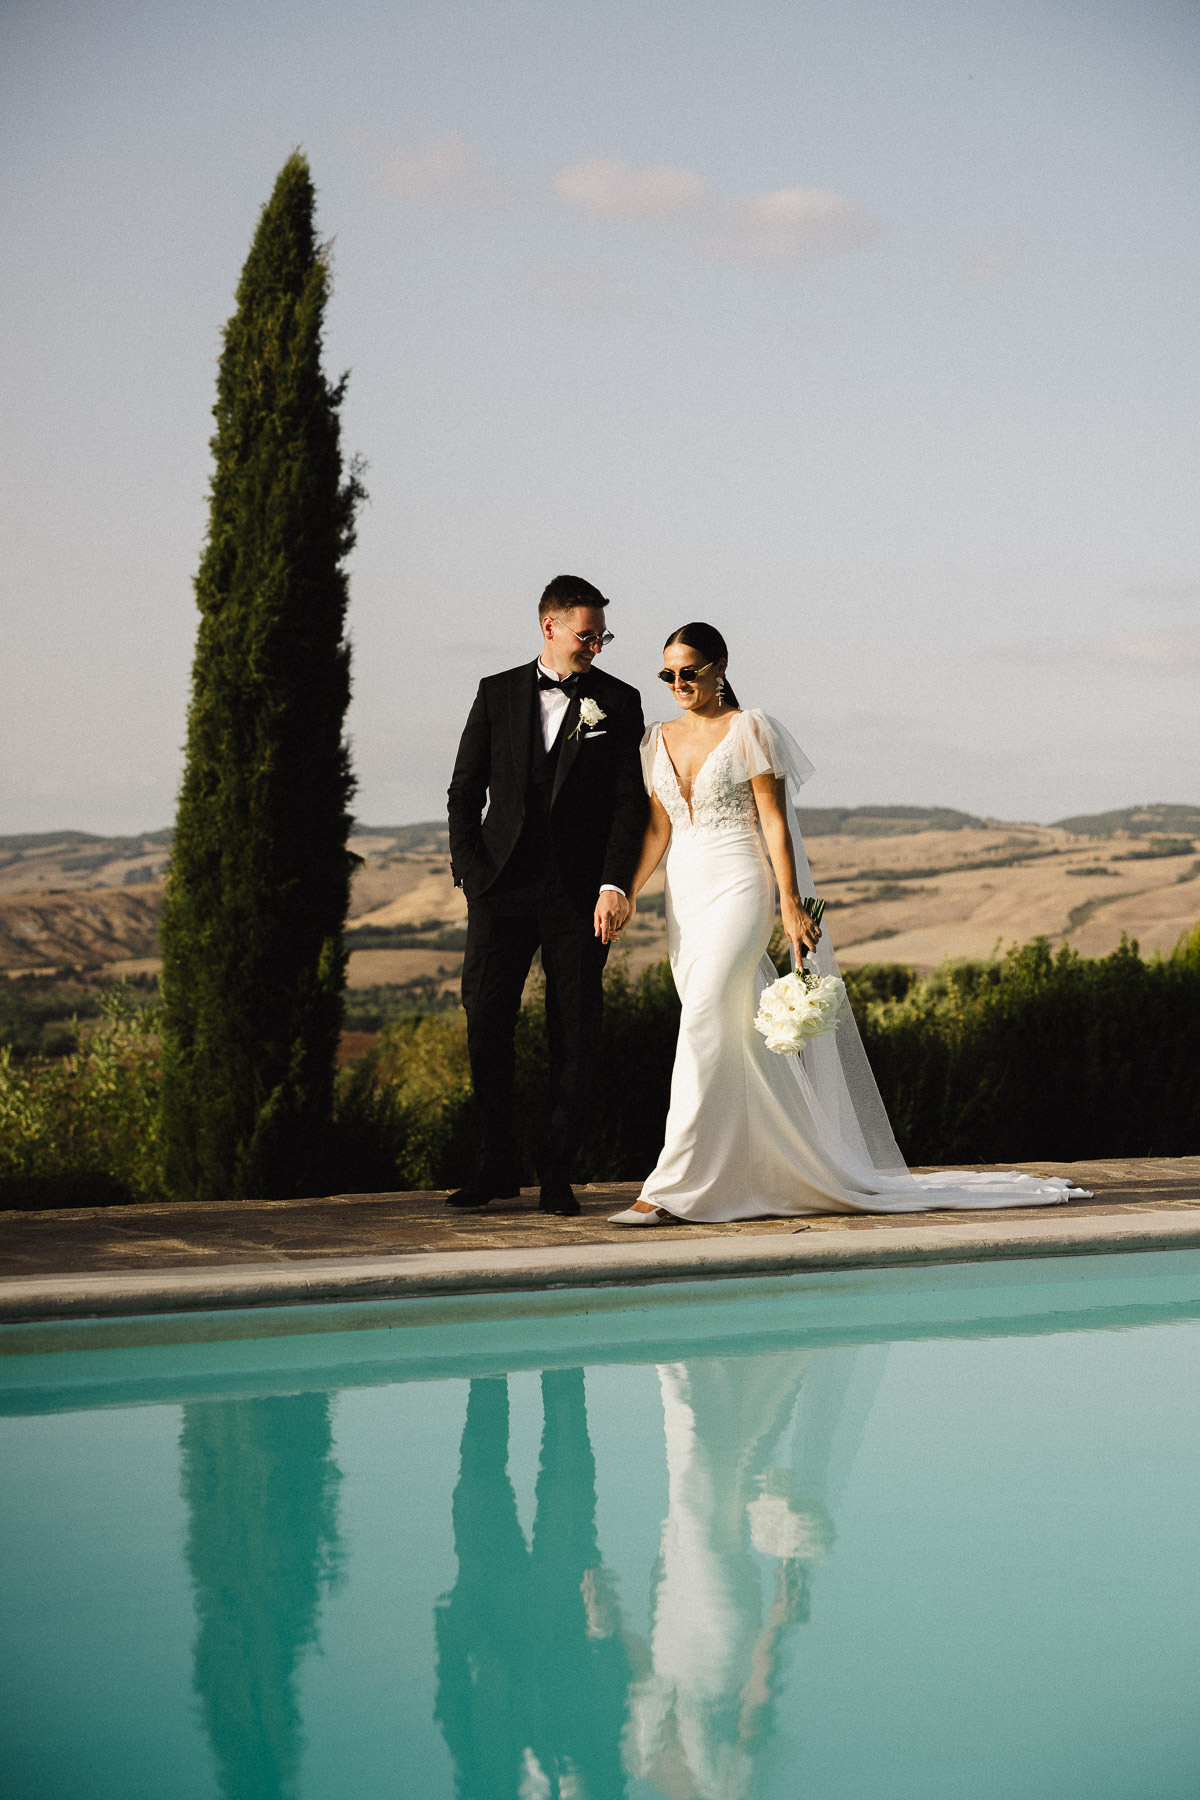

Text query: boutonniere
(569, 698), (606, 740)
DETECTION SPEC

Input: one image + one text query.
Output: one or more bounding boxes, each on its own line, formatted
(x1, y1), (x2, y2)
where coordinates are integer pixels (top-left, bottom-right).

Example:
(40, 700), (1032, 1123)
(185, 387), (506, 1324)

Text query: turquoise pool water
(5, 1250), (1200, 1800)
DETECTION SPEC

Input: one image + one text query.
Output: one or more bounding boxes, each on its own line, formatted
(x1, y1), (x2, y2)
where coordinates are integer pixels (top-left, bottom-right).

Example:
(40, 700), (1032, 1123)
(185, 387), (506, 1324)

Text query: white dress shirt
(536, 660), (624, 900)
(536, 660), (572, 751)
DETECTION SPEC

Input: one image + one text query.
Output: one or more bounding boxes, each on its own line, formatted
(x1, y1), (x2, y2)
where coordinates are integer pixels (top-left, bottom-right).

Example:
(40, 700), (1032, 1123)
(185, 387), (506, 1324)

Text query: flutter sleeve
(639, 722), (662, 797)
(729, 710), (816, 801)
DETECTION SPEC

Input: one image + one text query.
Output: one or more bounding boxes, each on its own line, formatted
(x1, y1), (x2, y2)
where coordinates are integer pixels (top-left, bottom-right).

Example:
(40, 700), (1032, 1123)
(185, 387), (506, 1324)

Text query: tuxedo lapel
(510, 662), (536, 778)
(551, 683), (586, 805)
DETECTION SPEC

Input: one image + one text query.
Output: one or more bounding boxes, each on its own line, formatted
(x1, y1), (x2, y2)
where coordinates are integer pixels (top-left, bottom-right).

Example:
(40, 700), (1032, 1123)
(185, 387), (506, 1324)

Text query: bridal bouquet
(754, 967), (846, 1055)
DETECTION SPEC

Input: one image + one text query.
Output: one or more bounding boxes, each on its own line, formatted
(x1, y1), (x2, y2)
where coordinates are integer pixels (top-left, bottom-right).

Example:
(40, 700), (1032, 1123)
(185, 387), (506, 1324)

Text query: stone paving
(2, 1157), (1198, 1281)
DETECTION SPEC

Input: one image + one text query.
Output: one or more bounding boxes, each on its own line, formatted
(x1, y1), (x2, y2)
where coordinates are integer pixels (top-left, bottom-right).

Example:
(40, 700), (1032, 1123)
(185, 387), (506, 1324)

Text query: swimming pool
(4, 1250), (1200, 1799)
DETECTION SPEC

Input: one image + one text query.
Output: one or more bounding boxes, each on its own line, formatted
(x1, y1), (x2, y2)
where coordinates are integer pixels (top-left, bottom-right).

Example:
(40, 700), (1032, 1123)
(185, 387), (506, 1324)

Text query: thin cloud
(1122, 579), (1200, 604)
(382, 132), (501, 206)
(554, 157), (707, 221)
(1092, 628), (1200, 673)
(702, 187), (881, 270)
(993, 628), (1200, 675)
(964, 241), (1019, 287)
(552, 157), (881, 274)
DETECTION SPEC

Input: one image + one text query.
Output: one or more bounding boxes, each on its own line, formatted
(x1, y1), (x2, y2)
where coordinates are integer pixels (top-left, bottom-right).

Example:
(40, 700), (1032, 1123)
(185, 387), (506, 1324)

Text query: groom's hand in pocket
(594, 890), (630, 944)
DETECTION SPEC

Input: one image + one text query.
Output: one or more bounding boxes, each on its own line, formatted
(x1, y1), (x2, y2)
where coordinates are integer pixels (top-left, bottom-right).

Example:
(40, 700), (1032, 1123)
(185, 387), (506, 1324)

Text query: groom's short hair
(538, 574), (609, 618)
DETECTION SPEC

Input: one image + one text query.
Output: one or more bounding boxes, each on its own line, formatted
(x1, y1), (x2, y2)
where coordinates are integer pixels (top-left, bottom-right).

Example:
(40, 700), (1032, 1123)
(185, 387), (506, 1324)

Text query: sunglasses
(560, 624), (615, 651)
(658, 661), (714, 686)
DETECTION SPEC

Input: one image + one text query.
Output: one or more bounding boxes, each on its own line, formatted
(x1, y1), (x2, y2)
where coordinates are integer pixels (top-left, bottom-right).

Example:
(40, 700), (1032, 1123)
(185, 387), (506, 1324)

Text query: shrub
(841, 962), (919, 1007)
(330, 955), (683, 1189)
(1172, 919), (1200, 969)
(341, 931), (1200, 1184)
(3, 927), (1198, 1206)
(853, 937), (1200, 1163)
(581, 956), (682, 1180)
(0, 979), (100, 1062)
(1125, 837), (1195, 860)
(326, 1013), (475, 1191)
(0, 988), (165, 1208)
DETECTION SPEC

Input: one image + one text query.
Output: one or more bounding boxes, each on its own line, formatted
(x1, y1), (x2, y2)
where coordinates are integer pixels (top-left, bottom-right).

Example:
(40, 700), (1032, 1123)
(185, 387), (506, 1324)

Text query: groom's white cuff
(599, 884), (626, 898)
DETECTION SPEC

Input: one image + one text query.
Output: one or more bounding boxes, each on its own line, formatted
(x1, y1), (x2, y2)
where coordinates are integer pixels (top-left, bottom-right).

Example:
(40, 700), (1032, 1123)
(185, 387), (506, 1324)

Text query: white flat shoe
(608, 1205), (677, 1225)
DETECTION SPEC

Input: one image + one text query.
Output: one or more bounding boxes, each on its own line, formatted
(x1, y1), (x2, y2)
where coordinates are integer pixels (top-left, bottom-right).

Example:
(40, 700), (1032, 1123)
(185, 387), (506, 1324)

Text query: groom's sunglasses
(561, 624), (615, 651)
(658, 661), (713, 686)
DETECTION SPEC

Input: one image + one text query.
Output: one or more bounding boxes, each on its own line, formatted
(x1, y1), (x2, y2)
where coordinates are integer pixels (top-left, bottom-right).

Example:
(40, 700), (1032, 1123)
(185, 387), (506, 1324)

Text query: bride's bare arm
(628, 793), (672, 903)
(751, 774), (821, 962)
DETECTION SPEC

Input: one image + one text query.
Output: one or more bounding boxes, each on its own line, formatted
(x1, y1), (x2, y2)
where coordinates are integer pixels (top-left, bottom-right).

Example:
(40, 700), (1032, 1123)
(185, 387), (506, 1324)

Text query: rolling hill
(2, 804), (1197, 988)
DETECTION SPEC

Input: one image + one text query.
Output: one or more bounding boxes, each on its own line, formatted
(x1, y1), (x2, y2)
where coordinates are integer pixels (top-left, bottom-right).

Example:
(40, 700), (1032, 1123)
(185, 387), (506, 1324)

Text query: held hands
(781, 894), (822, 964)
(594, 889), (631, 944)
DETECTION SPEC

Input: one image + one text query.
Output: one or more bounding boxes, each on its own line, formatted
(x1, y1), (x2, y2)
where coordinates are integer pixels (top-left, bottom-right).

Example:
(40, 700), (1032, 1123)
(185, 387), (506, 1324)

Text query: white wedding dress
(636, 710), (1088, 1218)
(625, 1346), (884, 1800)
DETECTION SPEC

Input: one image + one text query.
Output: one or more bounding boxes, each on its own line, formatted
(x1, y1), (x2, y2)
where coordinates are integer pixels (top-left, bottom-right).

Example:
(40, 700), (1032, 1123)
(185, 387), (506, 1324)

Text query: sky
(3, 0), (1198, 835)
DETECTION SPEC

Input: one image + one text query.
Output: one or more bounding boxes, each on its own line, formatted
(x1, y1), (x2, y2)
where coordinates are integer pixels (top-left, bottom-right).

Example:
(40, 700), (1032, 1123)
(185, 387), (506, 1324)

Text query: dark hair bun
(663, 621), (740, 709)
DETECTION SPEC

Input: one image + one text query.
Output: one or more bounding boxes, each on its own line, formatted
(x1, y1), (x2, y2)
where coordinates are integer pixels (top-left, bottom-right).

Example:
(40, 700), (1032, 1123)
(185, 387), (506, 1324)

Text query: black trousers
(460, 875), (608, 1183)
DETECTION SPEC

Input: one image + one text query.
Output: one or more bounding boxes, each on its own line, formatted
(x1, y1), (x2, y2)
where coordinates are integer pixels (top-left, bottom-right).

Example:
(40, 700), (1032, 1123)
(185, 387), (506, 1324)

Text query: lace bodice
(651, 719), (759, 836)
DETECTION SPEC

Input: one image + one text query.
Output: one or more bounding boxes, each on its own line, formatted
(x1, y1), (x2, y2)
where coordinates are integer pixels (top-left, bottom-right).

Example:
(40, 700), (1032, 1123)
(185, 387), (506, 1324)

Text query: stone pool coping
(2, 1156), (1199, 1322)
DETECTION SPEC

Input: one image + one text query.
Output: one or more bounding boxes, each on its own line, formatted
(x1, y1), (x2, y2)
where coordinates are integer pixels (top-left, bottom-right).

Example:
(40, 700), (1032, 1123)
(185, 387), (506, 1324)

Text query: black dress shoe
(445, 1176), (520, 1210)
(538, 1181), (580, 1217)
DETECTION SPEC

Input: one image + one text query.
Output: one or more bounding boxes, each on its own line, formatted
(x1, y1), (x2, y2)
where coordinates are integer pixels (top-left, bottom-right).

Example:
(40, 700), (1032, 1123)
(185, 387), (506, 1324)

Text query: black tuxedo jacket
(447, 660), (647, 907)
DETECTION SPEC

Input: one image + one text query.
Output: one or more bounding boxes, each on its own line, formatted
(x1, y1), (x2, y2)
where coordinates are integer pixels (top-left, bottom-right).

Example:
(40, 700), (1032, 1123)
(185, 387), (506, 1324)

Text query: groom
(446, 575), (647, 1215)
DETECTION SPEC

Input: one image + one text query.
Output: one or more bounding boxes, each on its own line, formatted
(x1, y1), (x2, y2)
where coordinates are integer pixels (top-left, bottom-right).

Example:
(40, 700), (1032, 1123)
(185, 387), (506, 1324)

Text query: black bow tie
(538, 671), (581, 697)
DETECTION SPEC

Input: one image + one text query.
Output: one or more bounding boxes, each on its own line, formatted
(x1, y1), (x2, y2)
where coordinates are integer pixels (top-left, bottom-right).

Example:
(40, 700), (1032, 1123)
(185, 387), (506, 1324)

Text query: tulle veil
(755, 716), (914, 1186)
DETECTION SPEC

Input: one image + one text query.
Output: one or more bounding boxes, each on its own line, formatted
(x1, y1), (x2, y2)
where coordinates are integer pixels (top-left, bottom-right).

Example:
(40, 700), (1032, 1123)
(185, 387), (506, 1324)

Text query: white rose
(754, 969), (845, 1052)
(746, 1494), (833, 1561)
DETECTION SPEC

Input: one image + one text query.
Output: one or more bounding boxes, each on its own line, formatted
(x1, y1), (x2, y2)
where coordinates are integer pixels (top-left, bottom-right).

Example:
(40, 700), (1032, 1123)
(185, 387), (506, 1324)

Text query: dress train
(635, 711), (1089, 1220)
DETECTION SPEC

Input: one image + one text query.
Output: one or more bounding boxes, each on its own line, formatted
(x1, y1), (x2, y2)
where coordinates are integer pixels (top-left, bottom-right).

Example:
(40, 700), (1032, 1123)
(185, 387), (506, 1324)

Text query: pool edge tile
(5, 1208), (1200, 1323)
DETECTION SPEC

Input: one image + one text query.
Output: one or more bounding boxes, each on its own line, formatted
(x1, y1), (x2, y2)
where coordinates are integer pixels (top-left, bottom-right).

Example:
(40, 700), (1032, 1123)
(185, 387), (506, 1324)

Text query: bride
(609, 622), (1089, 1224)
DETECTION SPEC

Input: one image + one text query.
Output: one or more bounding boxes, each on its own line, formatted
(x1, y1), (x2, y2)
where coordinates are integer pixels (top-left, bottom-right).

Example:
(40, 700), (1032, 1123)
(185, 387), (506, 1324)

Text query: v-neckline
(660, 716), (739, 822)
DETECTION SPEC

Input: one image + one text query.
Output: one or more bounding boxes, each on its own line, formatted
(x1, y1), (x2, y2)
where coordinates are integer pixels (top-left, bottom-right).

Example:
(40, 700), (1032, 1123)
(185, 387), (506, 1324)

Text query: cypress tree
(160, 153), (364, 1202)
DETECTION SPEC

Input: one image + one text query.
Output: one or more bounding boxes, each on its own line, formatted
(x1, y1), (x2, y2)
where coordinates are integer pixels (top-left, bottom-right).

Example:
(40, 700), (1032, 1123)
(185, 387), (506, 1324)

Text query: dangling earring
(716, 674), (726, 704)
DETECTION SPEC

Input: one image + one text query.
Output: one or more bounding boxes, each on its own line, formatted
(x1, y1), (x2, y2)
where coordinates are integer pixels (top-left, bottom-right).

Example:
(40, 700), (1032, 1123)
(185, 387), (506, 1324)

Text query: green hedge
(851, 929), (1200, 1163)
(0, 989), (165, 1208)
(2, 928), (1197, 1206)
(329, 927), (1200, 1189)
(327, 957), (683, 1191)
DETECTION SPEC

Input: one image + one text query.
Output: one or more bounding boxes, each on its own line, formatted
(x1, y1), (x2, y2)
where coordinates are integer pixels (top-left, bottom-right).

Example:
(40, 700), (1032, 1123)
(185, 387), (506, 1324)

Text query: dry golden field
(2, 807), (1197, 991)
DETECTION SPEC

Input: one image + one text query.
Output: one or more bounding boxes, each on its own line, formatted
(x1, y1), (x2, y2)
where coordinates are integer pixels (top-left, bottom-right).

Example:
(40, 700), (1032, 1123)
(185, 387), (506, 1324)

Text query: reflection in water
(434, 1351), (880, 1800)
(627, 1348), (882, 1800)
(180, 1394), (343, 1800)
(436, 1370), (632, 1799)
